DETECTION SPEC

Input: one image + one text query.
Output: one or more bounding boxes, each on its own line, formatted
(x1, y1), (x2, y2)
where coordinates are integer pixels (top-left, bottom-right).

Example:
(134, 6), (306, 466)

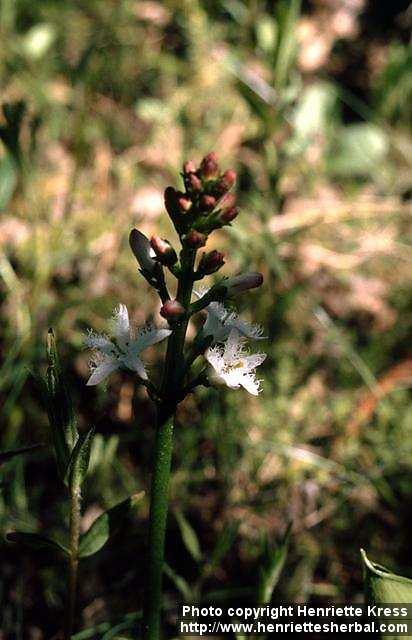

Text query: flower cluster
(86, 153), (266, 396)
(165, 151), (239, 241)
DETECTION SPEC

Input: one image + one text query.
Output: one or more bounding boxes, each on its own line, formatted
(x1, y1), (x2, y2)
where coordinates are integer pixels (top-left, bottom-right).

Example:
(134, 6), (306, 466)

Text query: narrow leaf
(6, 531), (69, 556)
(0, 443), (44, 466)
(66, 428), (95, 491)
(164, 563), (192, 602)
(0, 155), (17, 210)
(79, 492), (144, 558)
(175, 509), (202, 563)
(209, 522), (239, 572)
(41, 329), (78, 479)
(273, 0), (301, 91)
(257, 523), (291, 604)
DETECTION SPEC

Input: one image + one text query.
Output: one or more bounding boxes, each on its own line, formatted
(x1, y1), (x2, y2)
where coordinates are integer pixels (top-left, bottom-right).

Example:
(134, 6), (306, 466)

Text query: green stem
(64, 488), (81, 640)
(142, 407), (174, 640)
(143, 245), (196, 639)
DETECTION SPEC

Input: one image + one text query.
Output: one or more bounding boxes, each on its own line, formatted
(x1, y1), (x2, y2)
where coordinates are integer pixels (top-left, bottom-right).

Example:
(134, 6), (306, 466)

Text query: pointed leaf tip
(362, 548), (412, 615)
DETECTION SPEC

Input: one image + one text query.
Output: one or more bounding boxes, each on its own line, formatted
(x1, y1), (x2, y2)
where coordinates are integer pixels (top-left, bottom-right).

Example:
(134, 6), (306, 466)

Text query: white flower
(85, 304), (171, 386)
(194, 288), (265, 343)
(205, 330), (266, 395)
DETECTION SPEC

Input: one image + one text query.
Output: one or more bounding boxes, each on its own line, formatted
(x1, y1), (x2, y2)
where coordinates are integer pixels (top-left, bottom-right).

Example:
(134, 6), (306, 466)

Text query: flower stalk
(85, 152), (266, 638)
(65, 487), (81, 640)
(143, 411), (174, 640)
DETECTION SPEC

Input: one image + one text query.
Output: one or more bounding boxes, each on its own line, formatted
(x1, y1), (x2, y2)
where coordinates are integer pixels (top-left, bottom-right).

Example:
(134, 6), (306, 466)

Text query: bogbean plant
(9, 153), (267, 639)
(7, 330), (143, 639)
(88, 153), (266, 639)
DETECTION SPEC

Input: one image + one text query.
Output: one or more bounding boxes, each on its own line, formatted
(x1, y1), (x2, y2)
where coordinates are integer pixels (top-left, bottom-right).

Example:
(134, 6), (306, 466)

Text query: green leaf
(79, 492), (144, 558)
(66, 428), (95, 492)
(256, 15), (278, 54)
(361, 549), (412, 640)
(362, 548), (412, 603)
(208, 522), (239, 574)
(273, 0), (301, 91)
(40, 329), (78, 480)
(0, 155), (17, 210)
(6, 531), (69, 556)
(0, 443), (44, 466)
(175, 509), (202, 563)
(164, 563), (192, 602)
(257, 524), (291, 604)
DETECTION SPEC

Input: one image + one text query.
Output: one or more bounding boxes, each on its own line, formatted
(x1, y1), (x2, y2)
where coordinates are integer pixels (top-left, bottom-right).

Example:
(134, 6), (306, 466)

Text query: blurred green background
(0, 0), (411, 637)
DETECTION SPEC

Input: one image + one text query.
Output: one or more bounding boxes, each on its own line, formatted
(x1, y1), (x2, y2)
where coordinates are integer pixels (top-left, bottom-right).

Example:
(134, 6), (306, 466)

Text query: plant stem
(64, 488), (81, 640)
(143, 408), (174, 640)
(143, 245), (196, 639)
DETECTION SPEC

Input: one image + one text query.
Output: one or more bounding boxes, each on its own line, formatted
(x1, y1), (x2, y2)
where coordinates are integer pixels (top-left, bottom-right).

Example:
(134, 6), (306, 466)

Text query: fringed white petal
(134, 324), (171, 352)
(121, 353), (148, 380)
(85, 331), (115, 356)
(239, 374), (261, 395)
(86, 358), (118, 386)
(242, 352), (267, 373)
(111, 304), (130, 341)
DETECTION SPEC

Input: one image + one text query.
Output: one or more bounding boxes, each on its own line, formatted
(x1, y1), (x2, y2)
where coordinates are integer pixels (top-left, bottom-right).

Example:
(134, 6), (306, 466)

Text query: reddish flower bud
(183, 160), (196, 174)
(198, 250), (225, 275)
(214, 169), (237, 195)
(221, 169), (236, 188)
(150, 236), (177, 266)
(187, 172), (202, 191)
(184, 230), (207, 248)
(200, 195), (216, 211)
(177, 195), (192, 212)
(160, 299), (185, 321)
(200, 152), (219, 179)
(220, 206), (238, 223)
(220, 192), (236, 210)
(225, 272), (263, 295)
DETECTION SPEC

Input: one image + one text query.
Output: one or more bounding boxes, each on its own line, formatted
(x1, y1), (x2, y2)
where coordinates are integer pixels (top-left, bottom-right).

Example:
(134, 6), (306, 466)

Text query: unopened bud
(200, 152), (219, 179)
(220, 192), (236, 211)
(215, 169), (237, 194)
(184, 230), (207, 248)
(220, 206), (238, 223)
(225, 272), (263, 295)
(160, 299), (185, 321)
(200, 195), (216, 211)
(150, 236), (177, 266)
(129, 229), (157, 274)
(178, 195), (192, 212)
(183, 160), (196, 174)
(187, 172), (202, 192)
(198, 250), (225, 275)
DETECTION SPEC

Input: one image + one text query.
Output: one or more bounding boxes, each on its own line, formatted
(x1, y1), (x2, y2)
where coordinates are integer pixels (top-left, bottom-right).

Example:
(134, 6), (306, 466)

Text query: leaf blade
(257, 523), (291, 604)
(175, 509), (202, 563)
(79, 492), (144, 558)
(6, 531), (69, 556)
(0, 443), (44, 466)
